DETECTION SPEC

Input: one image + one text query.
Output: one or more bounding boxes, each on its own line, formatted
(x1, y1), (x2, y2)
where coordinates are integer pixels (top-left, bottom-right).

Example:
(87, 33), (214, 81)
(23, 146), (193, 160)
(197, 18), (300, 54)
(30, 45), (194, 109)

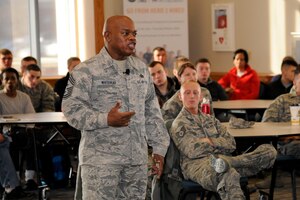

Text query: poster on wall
(211, 3), (235, 51)
(123, 0), (188, 72)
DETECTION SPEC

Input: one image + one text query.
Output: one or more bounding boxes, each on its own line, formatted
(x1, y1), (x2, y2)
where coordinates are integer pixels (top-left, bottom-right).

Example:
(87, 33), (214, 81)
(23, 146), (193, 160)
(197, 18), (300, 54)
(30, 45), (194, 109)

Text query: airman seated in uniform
(256, 68), (300, 189)
(170, 80), (277, 200)
(18, 64), (56, 189)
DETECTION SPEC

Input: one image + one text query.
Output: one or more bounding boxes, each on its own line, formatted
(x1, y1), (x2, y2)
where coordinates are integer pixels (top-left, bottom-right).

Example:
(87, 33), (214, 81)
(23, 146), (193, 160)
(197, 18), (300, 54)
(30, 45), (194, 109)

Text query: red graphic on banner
(219, 37), (224, 44)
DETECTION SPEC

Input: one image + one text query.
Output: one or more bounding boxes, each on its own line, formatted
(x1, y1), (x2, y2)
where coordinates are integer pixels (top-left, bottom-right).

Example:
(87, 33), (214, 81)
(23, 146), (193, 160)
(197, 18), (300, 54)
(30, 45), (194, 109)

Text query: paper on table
(0, 116), (20, 122)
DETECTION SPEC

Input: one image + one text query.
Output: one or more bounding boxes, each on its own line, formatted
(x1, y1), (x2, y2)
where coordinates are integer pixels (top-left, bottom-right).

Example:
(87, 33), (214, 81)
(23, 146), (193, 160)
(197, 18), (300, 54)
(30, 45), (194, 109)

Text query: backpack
(152, 120), (184, 200)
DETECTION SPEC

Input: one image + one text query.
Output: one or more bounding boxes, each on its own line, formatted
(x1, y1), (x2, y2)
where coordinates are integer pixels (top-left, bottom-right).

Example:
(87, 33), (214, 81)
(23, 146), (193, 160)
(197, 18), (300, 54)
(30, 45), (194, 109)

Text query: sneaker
(255, 176), (284, 189)
(210, 154), (229, 173)
(2, 186), (34, 200)
(23, 179), (38, 191)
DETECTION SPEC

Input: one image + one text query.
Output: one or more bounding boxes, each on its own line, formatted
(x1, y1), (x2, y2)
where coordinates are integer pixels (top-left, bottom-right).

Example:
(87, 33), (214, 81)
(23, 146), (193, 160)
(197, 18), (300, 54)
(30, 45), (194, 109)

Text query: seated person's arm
(170, 123), (215, 159)
(210, 118), (236, 154)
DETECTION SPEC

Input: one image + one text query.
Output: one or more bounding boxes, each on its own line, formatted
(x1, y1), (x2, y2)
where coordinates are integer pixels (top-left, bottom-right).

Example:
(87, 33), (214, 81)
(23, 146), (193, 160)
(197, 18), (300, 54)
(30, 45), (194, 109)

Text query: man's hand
(107, 101), (135, 127)
(152, 154), (164, 179)
(0, 133), (5, 143)
(225, 87), (234, 94)
(199, 137), (214, 146)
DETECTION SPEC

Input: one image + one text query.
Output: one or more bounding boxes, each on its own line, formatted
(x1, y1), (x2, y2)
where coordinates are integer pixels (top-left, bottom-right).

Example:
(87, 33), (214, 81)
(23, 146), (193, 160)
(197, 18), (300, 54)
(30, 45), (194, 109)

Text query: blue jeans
(0, 140), (20, 189)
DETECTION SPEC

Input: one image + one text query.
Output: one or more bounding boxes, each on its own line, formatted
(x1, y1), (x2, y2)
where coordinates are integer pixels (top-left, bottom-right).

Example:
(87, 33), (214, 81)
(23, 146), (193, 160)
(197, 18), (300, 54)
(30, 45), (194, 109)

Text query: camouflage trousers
(278, 140), (300, 159)
(75, 163), (148, 200)
(184, 144), (277, 200)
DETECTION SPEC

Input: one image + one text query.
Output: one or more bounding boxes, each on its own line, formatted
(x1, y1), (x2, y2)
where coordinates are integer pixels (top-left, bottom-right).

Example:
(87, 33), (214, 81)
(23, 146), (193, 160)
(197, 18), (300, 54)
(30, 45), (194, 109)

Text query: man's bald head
(103, 15), (133, 35)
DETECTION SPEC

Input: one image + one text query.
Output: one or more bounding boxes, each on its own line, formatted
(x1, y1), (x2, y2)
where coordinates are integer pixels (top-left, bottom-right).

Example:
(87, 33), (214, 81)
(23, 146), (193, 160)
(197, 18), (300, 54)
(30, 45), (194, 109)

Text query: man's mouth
(128, 42), (136, 50)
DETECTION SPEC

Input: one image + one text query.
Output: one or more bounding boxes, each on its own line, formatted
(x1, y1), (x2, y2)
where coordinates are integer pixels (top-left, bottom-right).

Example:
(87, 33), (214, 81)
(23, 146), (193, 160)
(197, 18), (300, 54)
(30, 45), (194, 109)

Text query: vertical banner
(123, 0), (189, 70)
(212, 3), (235, 51)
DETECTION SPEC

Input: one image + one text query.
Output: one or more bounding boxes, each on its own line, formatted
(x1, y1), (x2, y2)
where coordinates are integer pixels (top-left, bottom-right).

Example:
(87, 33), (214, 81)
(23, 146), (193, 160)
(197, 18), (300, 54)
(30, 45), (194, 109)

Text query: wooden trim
(94, 0), (104, 54)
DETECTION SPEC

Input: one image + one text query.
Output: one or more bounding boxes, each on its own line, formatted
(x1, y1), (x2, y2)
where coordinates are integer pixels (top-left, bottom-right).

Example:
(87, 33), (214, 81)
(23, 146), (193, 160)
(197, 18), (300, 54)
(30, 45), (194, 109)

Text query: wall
(103, 0), (300, 74)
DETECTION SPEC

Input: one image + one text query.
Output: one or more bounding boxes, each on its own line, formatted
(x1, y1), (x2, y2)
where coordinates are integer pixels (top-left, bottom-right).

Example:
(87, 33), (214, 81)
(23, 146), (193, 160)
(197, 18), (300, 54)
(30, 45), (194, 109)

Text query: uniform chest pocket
(202, 120), (218, 138)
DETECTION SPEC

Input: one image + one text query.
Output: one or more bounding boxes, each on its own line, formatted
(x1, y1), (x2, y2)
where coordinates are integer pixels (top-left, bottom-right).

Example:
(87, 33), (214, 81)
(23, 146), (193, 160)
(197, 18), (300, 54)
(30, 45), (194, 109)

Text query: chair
(268, 155), (300, 200)
(179, 177), (250, 200)
(179, 180), (219, 200)
(258, 81), (270, 100)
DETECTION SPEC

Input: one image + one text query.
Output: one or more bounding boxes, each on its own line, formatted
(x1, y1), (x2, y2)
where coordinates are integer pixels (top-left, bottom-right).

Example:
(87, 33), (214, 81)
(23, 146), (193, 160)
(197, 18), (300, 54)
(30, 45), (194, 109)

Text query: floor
(248, 170), (300, 200)
(16, 170), (298, 200)
(7, 169), (298, 200)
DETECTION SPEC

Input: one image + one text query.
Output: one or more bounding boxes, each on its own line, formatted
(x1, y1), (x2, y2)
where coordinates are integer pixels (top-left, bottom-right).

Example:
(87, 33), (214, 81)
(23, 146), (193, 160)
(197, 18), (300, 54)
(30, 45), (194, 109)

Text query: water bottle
(201, 97), (210, 115)
(52, 155), (65, 181)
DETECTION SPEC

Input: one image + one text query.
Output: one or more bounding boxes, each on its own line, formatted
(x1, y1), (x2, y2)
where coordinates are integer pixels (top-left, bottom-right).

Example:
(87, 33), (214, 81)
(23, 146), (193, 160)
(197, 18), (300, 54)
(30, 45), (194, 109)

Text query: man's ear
(178, 91), (183, 102)
(104, 31), (111, 42)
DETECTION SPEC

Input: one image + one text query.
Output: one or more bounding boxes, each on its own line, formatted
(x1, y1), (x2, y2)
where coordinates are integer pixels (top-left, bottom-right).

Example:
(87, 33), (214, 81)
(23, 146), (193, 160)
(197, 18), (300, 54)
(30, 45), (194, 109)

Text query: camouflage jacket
(262, 93), (300, 122)
(62, 47), (170, 165)
(170, 108), (236, 169)
(19, 79), (55, 112)
(161, 88), (213, 125)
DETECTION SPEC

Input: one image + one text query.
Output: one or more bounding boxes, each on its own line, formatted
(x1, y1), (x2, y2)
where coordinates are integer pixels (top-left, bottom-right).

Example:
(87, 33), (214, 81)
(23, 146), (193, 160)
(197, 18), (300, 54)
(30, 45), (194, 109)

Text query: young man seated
(255, 68), (300, 189)
(0, 68), (35, 199)
(170, 80), (277, 200)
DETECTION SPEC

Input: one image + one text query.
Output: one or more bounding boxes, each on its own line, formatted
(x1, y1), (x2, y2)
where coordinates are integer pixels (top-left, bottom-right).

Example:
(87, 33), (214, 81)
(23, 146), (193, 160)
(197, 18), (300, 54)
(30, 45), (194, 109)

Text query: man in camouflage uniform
(262, 69), (300, 158)
(162, 62), (213, 125)
(255, 68), (300, 189)
(62, 15), (169, 200)
(18, 64), (56, 190)
(170, 80), (277, 200)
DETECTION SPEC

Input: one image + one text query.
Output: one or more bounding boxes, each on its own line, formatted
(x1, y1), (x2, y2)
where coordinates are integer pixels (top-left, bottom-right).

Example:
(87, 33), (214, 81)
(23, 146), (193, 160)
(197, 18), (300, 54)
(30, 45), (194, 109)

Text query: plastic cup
(290, 106), (300, 125)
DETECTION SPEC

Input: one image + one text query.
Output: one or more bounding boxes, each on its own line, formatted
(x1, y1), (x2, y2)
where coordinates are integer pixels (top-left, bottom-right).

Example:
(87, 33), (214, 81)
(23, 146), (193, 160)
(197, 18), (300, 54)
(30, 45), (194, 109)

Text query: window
(0, 0), (77, 76)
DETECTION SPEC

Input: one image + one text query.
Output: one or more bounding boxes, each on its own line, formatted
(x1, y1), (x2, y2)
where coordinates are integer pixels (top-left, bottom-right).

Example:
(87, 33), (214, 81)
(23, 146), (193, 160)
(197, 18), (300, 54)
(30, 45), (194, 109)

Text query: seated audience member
(0, 68), (35, 198)
(148, 61), (177, 108)
(54, 57), (81, 111)
(162, 62), (213, 124)
(218, 48), (260, 100)
(0, 48), (13, 72)
(262, 69), (300, 124)
(152, 46), (173, 76)
(196, 58), (228, 101)
(172, 56), (189, 90)
(266, 56), (298, 99)
(18, 64), (55, 187)
(255, 69), (300, 189)
(20, 56), (37, 76)
(19, 64), (55, 112)
(170, 80), (277, 200)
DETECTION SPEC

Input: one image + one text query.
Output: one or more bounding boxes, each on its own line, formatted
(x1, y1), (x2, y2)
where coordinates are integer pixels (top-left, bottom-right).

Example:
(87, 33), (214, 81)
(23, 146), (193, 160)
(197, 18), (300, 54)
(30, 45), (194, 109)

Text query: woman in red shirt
(218, 49), (260, 100)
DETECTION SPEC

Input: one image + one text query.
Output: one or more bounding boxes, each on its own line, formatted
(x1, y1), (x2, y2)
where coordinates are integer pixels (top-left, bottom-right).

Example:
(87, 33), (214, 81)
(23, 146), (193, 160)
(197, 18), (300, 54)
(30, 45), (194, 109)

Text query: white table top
(0, 112), (67, 124)
(223, 122), (300, 138)
(213, 100), (273, 109)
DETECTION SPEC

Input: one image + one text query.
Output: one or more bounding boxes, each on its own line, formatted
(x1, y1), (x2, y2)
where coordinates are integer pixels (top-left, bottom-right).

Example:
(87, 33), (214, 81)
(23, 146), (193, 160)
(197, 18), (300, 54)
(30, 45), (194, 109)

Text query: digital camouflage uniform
(161, 87), (213, 125)
(262, 93), (300, 158)
(62, 47), (170, 200)
(19, 79), (55, 112)
(171, 108), (277, 200)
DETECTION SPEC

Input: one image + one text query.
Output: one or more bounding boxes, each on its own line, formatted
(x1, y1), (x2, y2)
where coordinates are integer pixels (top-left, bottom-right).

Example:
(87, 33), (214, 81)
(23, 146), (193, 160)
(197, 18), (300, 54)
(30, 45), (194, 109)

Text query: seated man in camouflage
(262, 68), (300, 156)
(256, 68), (300, 189)
(170, 80), (277, 200)
(162, 62), (213, 125)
